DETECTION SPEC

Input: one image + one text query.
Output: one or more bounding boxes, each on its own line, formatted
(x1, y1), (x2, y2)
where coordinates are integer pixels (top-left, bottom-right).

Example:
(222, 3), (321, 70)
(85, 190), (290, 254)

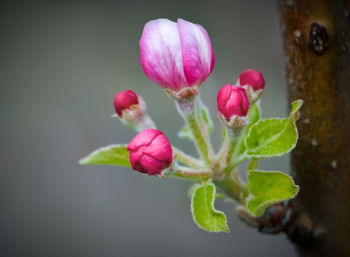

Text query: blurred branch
(278, 0), (350, 256)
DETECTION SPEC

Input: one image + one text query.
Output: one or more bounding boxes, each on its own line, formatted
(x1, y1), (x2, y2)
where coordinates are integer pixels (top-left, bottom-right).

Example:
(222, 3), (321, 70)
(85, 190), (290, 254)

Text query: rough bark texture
(279, 0), (350, 256)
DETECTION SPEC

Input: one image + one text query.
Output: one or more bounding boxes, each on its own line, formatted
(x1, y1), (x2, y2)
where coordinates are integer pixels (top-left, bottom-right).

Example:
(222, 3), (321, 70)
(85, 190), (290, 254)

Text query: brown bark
(279, 0), (350, 256)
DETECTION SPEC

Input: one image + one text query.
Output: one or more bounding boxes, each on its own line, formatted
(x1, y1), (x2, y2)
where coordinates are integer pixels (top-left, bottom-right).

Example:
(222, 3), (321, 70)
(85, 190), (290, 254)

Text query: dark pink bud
(238, 69), (265, 103)
(127, 129), (173, 175)
(114, 90), (139, 116)
(238, 69), (265, 91)
(217, 84), (249, 129)
(113, 90), (146, 124)
(217, 84), (249, 120)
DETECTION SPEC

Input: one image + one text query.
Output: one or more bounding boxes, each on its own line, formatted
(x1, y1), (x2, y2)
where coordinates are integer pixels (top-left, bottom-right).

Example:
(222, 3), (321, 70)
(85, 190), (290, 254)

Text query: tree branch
(278, 0), (350, 256)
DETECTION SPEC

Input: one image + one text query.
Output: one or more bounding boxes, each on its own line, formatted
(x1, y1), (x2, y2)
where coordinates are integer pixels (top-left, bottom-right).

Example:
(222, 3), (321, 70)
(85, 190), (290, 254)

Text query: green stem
(176, 98), (212, 167)
(227, 154), (247, 170)
(223, 128), (243, 174)
(172, 147), (203, 169)
(195, 97), (213, 142)
(213, 171), (249, 204)
(216, 127), (228, 161)
(171, 166), (212, 181)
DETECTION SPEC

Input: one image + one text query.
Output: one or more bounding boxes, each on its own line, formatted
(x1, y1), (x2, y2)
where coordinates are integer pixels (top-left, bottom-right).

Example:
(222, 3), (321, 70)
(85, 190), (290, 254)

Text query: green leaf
(191, 183), (229, 232)
(79, 144), (131, 167)
(291, 99), (303, 114)
(247, 170), (299, 217)
(188, 184), (226, 200)
(244, 100), (303, 159)
(233, 102), (262, 158)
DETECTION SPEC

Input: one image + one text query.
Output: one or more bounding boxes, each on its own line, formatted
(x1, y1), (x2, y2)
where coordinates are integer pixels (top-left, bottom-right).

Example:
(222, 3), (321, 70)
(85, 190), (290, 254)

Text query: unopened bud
(217, 84), (249, 129)
(238, 69), (265, 103)
(127, 129), (174, 175)
(113, 90), (146, 124)
(140, 18), (215, 100)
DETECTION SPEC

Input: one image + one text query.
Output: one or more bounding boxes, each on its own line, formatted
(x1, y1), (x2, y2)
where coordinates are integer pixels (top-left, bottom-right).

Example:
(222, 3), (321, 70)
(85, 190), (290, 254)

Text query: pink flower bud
(140, 18), (215, 99)
(114, 90), (139, 116)
(217, 84), (249, 129)
(127, 129), (173, 175)
(113, 90), (146, 123)
(237, 69), (265, 103)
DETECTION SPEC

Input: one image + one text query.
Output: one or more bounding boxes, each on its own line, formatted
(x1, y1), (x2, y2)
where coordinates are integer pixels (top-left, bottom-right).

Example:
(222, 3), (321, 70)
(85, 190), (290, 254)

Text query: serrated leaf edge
(245, 117), (299, 159)
(244, 100), (303, 159)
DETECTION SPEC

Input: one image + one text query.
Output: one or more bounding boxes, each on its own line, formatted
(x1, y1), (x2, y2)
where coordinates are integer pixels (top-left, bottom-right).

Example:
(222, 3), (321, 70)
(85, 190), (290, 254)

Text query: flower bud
(217, 84), (249, 129)
(127, 129), (173, 175)
(113, 90), (146, 124)
(140, 18), (215, 99)
(238, 69), (265, 103)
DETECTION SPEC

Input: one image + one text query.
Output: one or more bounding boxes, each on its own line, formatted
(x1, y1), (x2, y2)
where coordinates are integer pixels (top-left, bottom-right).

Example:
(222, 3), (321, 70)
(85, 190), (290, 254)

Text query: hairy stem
(213, 171), (249, 204)
(132, 114), (156, 132)
(172, 147), (204, 169)
(223, 128), (243, 174)
(171, 166), (212, 181)
(216, 127), (229, 162)
(176, 98), (212, 167)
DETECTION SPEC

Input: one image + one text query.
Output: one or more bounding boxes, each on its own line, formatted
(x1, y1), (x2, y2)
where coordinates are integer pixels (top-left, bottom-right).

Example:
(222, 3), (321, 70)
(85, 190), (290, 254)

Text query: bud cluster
(111, 19), (265, 176)
(80, 16), (298, 238)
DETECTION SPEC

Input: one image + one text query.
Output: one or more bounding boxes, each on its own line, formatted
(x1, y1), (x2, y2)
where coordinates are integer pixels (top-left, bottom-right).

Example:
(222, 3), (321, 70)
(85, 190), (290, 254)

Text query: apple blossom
(140, 18), (215, 99)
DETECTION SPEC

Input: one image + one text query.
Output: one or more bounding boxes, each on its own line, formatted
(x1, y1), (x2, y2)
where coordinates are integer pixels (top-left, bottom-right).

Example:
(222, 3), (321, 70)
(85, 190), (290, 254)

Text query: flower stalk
(170, 165), (212, 181)
(175, 98), (213, 167)
(131, 114), (156, 132)
(172, 147), (204, 169)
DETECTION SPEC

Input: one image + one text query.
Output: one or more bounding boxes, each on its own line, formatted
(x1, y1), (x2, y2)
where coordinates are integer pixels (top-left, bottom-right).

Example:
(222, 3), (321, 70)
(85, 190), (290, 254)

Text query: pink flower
(237, 69), (265, 102)
(113, 90), (146, 123)
(217, 84), (249, 129)
(140, 18), (215, 99)
(127, 129), (173, 175)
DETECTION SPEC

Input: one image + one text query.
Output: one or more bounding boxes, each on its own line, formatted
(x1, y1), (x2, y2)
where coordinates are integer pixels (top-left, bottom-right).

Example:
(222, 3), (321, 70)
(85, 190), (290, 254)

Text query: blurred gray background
(0, 0), (296, 256)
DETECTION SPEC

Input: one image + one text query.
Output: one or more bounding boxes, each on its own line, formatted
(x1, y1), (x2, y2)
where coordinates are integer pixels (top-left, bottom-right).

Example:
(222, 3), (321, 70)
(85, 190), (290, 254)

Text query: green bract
(79, 144), (131, 167)
(247, 170), (299, 217)
(191, 183), (229, 232)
